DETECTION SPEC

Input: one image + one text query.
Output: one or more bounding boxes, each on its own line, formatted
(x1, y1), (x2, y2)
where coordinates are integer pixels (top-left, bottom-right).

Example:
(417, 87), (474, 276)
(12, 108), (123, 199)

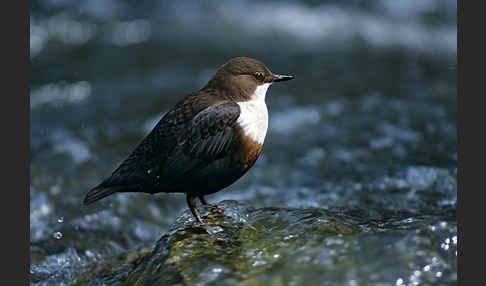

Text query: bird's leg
(186, 194), (203, 224)
(198, 196), (208, 205)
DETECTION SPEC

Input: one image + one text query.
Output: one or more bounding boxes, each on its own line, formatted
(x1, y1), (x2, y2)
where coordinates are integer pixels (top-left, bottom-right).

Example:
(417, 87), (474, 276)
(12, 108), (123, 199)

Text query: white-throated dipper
(83, 57), (294, 223)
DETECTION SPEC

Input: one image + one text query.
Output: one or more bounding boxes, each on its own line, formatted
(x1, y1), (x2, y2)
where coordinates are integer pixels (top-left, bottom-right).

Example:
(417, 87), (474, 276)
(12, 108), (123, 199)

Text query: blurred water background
(30, 1), (457, 285)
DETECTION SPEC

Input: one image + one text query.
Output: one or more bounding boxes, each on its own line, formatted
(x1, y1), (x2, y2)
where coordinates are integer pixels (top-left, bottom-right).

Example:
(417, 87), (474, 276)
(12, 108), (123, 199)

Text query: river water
(30, 1), (457, 285)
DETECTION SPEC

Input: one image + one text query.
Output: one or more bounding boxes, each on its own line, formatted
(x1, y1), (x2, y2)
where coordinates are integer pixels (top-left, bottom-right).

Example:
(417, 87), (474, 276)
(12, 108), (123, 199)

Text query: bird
(83, 57), (294, 223)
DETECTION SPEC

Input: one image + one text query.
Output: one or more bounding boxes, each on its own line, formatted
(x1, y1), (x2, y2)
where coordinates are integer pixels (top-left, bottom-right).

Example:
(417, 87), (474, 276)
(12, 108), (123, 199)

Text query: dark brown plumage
(83, 57), (294, 223)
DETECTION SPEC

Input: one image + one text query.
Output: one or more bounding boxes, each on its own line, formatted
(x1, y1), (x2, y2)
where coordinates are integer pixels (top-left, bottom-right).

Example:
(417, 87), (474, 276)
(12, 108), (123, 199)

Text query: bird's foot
(201, 205), (225, 220)
(189, 222), (210, 234)
(210, 205), (225, 215)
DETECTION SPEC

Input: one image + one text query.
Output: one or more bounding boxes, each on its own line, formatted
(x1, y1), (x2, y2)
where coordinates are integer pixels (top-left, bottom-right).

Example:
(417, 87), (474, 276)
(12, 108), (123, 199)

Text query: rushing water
(30, 1), (457, 285)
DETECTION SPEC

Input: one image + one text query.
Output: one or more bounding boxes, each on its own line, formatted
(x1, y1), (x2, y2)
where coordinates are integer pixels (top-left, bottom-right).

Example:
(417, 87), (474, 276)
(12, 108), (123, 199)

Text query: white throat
(236, 83), (271, 144)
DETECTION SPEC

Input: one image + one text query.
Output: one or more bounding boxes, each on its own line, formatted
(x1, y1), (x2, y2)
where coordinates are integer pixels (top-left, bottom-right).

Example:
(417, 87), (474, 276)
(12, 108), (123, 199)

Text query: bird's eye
(254, 72), (264, 81)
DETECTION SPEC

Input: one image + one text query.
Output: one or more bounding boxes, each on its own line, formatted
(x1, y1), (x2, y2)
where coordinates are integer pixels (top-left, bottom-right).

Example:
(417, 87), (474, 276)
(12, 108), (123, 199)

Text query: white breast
(236, 83), (270, 144)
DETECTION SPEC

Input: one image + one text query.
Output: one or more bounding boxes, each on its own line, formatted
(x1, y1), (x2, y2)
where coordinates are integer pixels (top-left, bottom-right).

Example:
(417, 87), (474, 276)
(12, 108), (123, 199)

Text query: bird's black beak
(273, 74), (294, 82)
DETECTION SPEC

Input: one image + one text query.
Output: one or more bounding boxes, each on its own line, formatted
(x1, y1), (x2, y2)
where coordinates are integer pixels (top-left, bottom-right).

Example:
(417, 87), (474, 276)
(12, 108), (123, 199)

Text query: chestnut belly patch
(234, 124), (263, 171)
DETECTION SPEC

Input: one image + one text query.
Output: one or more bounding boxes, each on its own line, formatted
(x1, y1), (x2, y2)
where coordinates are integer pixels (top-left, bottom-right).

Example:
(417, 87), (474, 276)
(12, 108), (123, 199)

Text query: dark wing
(160, 102), (241, 186)
(84, 98), (240, 203)
(85, 93), (210, 201)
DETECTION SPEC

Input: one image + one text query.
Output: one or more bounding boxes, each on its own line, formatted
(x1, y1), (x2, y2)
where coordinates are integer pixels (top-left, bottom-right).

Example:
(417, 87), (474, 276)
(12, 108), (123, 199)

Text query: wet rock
(84, 201), (359, 285)
(68, 199), (457, 286)
(34, 199), (456, 286)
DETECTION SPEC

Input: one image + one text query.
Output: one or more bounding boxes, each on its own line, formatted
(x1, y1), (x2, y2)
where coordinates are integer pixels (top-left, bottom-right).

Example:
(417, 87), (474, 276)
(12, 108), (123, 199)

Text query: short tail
(83, 186), (120, 205)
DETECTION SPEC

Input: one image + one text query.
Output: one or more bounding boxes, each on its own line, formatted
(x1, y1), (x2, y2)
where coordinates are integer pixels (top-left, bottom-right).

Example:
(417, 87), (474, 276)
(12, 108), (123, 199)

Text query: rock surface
(70, 200), (455, 286)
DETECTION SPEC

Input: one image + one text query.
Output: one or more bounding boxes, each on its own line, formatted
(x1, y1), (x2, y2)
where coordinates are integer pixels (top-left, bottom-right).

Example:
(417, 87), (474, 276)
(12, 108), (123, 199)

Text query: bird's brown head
(205, 57), (294, 102)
